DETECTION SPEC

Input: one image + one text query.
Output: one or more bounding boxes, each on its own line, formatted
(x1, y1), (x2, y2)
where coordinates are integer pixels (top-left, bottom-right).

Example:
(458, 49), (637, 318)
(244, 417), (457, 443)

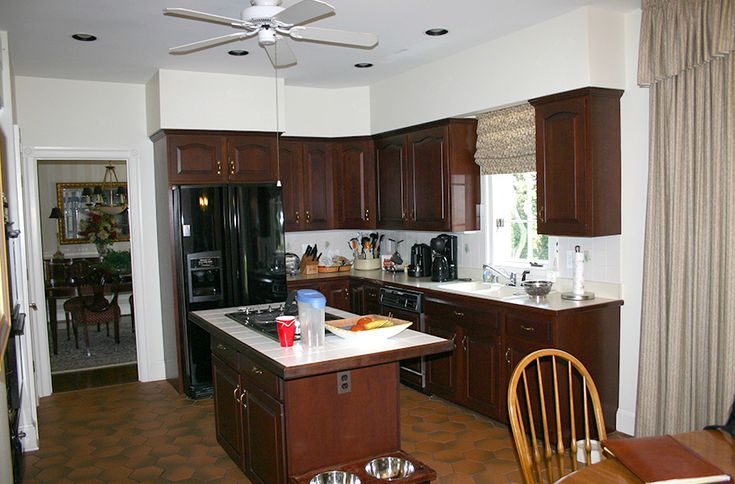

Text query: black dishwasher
(379, 286), (427, 393)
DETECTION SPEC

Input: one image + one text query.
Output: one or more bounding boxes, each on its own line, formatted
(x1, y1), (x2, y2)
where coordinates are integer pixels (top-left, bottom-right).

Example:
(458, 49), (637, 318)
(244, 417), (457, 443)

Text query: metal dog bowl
(309, 471), (361, 484)
(364, 457), (416, 480)
(521, 280), (553, 299)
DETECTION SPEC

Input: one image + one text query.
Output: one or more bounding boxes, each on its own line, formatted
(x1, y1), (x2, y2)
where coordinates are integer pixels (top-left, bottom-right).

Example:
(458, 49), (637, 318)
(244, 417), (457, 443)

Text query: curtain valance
(638, 0), (735, 86)
(473, 103), (535, 175)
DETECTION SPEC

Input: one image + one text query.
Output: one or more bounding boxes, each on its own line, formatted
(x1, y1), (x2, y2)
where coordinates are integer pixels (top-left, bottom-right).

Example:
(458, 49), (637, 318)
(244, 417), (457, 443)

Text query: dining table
(558, 429), (735, 483)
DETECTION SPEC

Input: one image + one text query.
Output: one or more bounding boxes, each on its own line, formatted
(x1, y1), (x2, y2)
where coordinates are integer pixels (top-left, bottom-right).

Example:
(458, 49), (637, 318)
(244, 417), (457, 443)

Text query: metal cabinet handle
(295, 210), (300, 224)
(365, 208), (370, 221)
(461, 335), (468, 352)
(305, 210), (311, 224)
(344, 288), (350, 298)
(538, 202), (545, 220)
(251, 366), (263, 376)
(229, 159), (235, 175)
(453, 310), (464, 318)
(233, 386), (241, 402)
(241, 389), (248, 408)
(402, 211), (408, 222)
(505, 348), (511, 364)
(520, 325), (535, 333)
(411, 209), (416, 221)
(216, 160), (222, 175)
(450, 333), (457, 345)
(216, 343), (227, 351)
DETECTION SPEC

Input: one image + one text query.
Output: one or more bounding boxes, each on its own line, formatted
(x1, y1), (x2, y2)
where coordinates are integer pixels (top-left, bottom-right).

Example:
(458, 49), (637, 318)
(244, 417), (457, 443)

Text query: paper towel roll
(572, 251), (585, 295)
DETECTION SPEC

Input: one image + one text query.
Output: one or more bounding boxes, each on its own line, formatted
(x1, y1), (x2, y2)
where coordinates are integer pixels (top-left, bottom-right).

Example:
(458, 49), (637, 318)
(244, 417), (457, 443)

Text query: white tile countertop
(288, 269), (623, 312)
(189, 306), (454, 379)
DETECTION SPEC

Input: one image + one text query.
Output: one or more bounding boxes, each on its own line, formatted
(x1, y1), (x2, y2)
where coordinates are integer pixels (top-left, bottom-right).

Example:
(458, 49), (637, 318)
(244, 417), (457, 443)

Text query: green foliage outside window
(510, 173), (548, 261)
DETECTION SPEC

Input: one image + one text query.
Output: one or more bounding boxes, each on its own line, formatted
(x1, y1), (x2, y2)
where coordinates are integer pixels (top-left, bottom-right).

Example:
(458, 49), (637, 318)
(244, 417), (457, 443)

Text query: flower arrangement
(79, 211), (119, 254)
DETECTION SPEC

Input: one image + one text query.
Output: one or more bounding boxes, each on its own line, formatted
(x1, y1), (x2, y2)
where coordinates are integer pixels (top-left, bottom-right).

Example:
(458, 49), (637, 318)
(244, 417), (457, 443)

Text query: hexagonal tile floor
(24, 381), (527, 483)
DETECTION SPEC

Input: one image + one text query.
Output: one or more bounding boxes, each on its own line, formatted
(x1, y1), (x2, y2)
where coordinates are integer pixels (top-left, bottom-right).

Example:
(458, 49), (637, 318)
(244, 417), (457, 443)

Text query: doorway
(39, 159), (138, 391)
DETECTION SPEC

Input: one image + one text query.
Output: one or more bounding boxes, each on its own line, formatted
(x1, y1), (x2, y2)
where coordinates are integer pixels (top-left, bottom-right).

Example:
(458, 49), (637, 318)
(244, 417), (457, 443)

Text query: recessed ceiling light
(354, 62), (373, 68)
(425, 28), (449, 36)
(228, 50), (249, 56)
(72, 33), (97, 42)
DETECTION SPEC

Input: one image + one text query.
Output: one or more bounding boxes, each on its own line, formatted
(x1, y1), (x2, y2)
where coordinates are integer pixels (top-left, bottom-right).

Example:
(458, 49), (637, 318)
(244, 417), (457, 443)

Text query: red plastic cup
(276, 316), (297, 347)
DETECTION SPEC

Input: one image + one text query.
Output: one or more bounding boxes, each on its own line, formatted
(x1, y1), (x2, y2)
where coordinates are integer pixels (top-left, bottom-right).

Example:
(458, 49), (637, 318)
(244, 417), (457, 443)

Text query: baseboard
(20, 423), (39, 452)
(616, 408), (636, 435)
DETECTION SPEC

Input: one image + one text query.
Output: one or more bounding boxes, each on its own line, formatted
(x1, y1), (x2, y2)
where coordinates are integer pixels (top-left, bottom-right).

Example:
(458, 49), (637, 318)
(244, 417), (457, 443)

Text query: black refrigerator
(173, 184), (286, 399)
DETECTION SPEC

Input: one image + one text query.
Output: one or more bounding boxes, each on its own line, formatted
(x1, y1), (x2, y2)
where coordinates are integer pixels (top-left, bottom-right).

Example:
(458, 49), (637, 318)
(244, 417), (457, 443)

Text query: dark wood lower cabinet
(244, 383), (286, 484)
(212, 356), (243, 463)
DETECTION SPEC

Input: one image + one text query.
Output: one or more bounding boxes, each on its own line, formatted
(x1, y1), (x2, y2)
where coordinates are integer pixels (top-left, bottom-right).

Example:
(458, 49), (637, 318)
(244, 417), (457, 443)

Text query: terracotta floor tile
(25, 381), (524, 483)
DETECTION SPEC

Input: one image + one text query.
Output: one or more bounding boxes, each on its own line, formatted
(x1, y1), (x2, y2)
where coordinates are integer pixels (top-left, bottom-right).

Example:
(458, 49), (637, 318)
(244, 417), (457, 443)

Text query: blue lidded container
(296, 289), (326, 348)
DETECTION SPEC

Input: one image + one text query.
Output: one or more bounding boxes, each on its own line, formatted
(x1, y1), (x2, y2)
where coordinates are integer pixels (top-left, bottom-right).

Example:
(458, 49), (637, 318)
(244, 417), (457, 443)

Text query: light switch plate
(337, 371), (351, 394)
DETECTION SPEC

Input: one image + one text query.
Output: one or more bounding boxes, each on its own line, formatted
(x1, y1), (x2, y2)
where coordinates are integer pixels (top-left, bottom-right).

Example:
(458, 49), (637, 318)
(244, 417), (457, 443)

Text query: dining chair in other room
(508, 348), (607, 484)
(70, 268), (121, 356)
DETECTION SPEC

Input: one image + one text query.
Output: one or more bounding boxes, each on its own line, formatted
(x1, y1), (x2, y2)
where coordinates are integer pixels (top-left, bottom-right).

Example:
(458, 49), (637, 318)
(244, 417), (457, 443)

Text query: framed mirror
(55, 182), (130, 244)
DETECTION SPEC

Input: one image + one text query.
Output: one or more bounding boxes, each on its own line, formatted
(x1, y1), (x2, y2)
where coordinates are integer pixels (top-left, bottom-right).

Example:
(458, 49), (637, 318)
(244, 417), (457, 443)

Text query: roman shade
(473, 103), (535, 175)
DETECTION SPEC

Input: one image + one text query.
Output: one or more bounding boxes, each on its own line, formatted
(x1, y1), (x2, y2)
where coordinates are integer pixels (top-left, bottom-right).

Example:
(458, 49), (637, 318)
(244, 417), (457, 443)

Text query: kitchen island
(190, 307), (453, 484)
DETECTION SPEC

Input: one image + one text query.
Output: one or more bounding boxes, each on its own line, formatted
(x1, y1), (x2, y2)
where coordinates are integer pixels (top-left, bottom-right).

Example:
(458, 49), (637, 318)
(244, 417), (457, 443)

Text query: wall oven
(379, 286), (427, 393)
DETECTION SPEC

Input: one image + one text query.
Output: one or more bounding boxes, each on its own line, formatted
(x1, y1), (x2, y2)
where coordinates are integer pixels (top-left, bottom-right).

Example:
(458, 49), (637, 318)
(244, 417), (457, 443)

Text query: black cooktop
(225, 306), (342, 342)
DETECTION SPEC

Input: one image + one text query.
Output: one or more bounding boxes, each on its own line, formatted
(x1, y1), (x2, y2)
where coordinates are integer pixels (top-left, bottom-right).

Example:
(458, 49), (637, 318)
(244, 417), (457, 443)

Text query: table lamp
(48, 207), (64, 259)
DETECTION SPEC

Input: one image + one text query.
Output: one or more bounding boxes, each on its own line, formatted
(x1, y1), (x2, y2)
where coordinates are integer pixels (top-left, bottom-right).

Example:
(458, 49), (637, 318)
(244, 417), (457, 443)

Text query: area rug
(50, 316), (137, 373)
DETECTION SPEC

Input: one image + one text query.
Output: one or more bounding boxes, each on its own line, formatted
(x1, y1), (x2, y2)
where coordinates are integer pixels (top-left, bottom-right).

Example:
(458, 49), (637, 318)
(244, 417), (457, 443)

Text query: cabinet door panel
(535, 97), (588, 234)
(335, 140), (376, 229)
(376, 135), (408, 229)
(320, 279), (350, 312)
(463, 322), (502, 419)
(227, 134), (277, 183)
(244, 384), (286, 484)
(212, 356), (243, 464)
(279, 141), (303, 231)
(302, 141), (333, 230)
(408, 127), (449, 230)
(168, 134), (225, 184)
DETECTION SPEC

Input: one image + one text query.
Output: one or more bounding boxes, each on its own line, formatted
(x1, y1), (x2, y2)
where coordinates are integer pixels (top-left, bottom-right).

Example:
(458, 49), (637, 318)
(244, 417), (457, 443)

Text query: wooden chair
(69, 267), (121, 356)
(507, 349), (607, 484)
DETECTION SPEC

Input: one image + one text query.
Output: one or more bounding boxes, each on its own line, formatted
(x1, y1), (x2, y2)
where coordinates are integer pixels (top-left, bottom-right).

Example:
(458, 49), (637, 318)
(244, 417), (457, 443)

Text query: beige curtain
(636, 0), (735, 436)
(474, 103), (535, 175)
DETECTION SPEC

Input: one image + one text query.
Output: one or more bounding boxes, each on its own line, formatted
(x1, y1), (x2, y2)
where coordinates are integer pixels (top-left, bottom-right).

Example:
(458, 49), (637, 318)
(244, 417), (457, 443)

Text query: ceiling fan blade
(169, 32), (254, 54)
(263, 40), (298, 68)
(163, 8), (253, 28)
(272, 0), (334, 26)
(289, 26), (378, 47)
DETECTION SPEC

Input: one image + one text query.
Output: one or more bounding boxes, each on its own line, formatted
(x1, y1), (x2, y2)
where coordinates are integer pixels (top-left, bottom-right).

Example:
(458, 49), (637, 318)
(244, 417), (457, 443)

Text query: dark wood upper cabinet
(227, 134), (278, 183)
(152, 130), (278, 185)
(530, 87), (623, 236)
(374, 119), (480, 232)
(333, 138), (376, 229)
(375, 134), (408, 230)
(165, 134), (226, 184)
(279, 138), (334, 232)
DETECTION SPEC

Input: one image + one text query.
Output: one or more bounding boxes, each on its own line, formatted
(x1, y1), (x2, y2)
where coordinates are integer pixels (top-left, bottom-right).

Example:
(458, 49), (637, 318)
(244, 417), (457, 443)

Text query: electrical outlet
(337, 371), (351, 394)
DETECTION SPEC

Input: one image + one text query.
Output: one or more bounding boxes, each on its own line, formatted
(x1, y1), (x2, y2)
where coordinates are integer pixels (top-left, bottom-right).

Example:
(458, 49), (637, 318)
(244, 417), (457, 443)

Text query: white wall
(14, 76), (167, 382)
(369, 7), (645, 433)
(369, 7), (625, 134)
(285, 86), (370, 137)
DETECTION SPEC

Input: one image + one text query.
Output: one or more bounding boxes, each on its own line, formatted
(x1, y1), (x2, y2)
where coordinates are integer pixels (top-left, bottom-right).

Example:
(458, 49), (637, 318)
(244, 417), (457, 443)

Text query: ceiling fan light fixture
(425, 28), (449, 36)
(258, 28), (277, 46)
(72, 33), (98, 42)
(354, 62), (373, 68)
(228, 49), (250, 56)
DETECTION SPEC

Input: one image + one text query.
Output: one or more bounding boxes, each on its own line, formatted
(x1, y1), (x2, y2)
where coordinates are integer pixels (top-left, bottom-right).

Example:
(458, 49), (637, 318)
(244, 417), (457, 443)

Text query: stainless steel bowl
(309, 471), (361, 484)
(521, 280), (553, 298)
(364, 457), (416, 480)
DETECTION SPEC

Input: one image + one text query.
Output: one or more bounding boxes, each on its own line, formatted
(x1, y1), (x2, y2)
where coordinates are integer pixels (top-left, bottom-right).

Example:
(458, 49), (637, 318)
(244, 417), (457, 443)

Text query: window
(486, 172), (548, 265)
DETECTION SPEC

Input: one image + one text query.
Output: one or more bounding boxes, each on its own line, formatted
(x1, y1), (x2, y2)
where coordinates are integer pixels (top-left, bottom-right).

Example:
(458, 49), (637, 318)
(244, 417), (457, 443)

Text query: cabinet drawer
(505, 311), (552, 345)
(239, 353), (282, 401)
(211, 337), (238, 369)
(425, 299), (499, 333)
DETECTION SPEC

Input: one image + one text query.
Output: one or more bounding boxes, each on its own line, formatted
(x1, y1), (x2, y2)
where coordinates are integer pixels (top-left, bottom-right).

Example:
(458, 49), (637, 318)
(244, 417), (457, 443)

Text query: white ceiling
(0, 0), (639, 88)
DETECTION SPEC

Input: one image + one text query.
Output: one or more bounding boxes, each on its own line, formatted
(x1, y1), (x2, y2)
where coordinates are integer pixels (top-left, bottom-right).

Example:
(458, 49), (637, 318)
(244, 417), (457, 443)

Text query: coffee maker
(408, 243), (432, 278)
(430, 234), (458, 282)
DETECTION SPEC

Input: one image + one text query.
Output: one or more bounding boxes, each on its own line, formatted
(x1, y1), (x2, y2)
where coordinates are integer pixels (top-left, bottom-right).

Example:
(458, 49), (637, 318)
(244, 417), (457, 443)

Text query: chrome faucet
(482, 264), (517, 286)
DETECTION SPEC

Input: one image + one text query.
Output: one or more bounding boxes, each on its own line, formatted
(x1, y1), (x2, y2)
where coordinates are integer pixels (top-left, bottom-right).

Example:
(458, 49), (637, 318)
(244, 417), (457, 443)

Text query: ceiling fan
(164, 0), (379, 67)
